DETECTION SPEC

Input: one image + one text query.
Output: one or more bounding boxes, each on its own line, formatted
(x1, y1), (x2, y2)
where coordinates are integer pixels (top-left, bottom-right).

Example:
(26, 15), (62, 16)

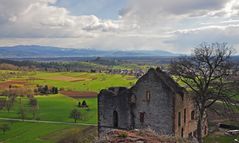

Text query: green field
(0, 121), (96, 143)
(0, 94), (97, 123)
(205, 134), (238, 143)
(0, 70), (136, 124)
(25, 71), (136, 92)
(0, 70), (136, 143)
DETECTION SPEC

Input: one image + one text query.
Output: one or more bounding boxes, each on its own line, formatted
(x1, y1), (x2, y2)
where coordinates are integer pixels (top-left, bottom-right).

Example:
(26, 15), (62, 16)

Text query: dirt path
(0, 117), (97, 126)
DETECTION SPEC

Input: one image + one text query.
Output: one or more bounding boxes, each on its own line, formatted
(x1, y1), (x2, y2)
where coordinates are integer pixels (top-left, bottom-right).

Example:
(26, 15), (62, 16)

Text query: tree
(5, 99), (13, 112)
(18, 106), (26, 121)
(29, 98), (38, 107)
(70, 108), (81, 123)
(52, 87), (58, 94)
(4, 94), (16, 112)
(29, 98), (38, 119)
(170, 42), (239, 143)
(0, 99), (6, 110)
(44, 85), (48, 94)
(8, 95), (16, 105)
(0, 123), (10, 134)
(81, 100), (88, 108)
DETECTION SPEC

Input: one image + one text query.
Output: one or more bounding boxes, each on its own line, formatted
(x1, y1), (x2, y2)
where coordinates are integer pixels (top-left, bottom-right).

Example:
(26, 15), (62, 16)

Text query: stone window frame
(181, 128), (184, 137)
(181, 94), (184, 101)
(184, 108), (187, 124)
(146, 90), (151, 102)
(178, 112), (181, 127)
(139, 112), (145, 123)
(191, 110), (195, 120)
(131, 94), (136, 103)
(193, 130), (197, 137)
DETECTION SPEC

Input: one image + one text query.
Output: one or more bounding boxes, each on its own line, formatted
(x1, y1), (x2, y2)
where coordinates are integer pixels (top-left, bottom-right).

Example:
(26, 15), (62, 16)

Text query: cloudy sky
(0, 0), (239, 54)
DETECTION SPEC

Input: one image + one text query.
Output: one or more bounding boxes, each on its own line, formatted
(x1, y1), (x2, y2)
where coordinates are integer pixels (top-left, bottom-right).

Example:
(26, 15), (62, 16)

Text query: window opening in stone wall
(178, 112), (181, 127)
(113, 110), (118, 128)
(189, 132), (193, 138)
(184, 108), (186, 124)
(193, 130), (197, 137)
(181, 128), (184, 137)
(146, 91), (150, 102)
(191, 110), (195, 120)
(181, 94), (184, 101)
(140, 112), (145, 123)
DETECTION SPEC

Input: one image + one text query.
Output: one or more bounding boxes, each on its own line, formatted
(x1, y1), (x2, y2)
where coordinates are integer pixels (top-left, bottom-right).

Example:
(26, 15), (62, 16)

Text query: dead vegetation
(96, 129), (194, 143)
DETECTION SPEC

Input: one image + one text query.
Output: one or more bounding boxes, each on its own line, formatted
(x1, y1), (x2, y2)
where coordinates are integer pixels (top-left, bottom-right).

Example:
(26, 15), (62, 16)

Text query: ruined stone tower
(98, 68), (208, 138)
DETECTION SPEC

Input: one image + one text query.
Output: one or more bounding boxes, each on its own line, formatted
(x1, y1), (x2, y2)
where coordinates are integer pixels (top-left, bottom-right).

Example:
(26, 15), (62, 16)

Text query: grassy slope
(205, 134), (237, 143)
(0, 71), (125, 143)
(0, 70), (136, 92)
(0, 121), (88, 143)
(0, 94), (97, 123)
(0, 70), (136, 143)
(0, 71), (136, 124)
(26, 72), (136, 92)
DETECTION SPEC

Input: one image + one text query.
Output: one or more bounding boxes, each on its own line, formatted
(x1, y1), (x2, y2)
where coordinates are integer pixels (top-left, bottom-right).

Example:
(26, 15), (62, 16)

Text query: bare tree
(70, 108), (81, 123)
(18, 106), (27, 121)
(29, 98), (38, 119)
(5, 99), (13, 112)
(170, 42), (239, 143)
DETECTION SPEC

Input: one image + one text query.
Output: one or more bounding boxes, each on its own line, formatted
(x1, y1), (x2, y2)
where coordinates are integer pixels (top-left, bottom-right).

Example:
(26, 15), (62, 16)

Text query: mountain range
(0, 45), (178, 58)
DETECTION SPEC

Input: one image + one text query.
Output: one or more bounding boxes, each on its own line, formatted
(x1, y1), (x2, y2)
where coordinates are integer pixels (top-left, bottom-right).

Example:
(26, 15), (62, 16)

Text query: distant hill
(0, 45), (178, 58)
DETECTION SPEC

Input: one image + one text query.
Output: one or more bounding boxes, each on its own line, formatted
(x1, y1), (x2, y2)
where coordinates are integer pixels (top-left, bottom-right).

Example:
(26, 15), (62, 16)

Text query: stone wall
(98, 87), (132, 135)
(98, 68), (208, 138)
(174, 93), (197, 138)
(130, 69), (175, 135)
(174, 93), (208, 138)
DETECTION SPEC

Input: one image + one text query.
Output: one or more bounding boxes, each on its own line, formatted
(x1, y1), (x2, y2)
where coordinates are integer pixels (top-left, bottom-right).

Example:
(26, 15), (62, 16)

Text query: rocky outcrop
(96, 129), (192, 143)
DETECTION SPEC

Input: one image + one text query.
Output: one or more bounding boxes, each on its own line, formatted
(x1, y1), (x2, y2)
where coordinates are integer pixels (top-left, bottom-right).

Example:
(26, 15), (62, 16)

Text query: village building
(98, 68), (208, 138)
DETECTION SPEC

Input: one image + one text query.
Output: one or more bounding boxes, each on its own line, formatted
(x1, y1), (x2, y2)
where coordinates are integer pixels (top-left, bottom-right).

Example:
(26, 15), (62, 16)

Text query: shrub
(81, 100), (88, 108)
(78, 101), (81, 107)
(118, 133), (128, 138)
(0, 123), (10, 134)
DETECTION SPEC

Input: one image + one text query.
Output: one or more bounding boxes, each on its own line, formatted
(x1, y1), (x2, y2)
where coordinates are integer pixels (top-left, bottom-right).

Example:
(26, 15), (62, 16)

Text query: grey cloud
(122, 0), (228, 17)
(0, 0), (239, 54)
(167, 24), (239, 53)
(0, 0), (123, 38)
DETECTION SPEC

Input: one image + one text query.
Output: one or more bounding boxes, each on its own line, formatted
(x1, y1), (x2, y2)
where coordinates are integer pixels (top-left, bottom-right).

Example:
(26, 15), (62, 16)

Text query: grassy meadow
(0, 70), (136, 123)
(204, 134), (238, 143)
(0, 95), (97, 123)
(0, 121), (96, 143)
(0, 70), (136, 143)
(24, 71), (136, 92)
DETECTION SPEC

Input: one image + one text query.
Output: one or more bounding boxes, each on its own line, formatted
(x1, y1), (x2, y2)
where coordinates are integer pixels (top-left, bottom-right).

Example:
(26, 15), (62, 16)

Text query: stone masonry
(98, 68), (208, 138)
